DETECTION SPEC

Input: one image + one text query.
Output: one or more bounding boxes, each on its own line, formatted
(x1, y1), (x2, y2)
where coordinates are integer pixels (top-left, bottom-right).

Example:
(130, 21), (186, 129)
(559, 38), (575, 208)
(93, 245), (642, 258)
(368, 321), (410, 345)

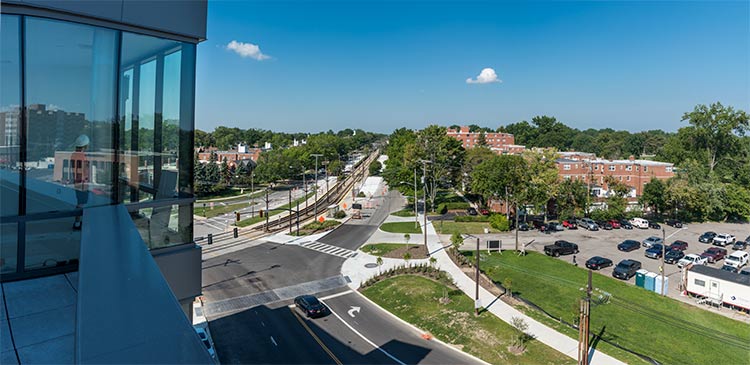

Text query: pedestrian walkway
(298, 241), (356, 258)
(419, 214), (625, 365)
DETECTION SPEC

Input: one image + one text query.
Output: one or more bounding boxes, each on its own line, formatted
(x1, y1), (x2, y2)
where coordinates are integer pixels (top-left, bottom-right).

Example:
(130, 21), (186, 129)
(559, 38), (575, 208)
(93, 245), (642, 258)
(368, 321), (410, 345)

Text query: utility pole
(288, 188), (292, 234)
(515, 202), (520, 253)
(324, 160), (330, 203)
(311, 154), (323, 219)
(505, 186), (510, 221)
(414, 167), (418, 228)
(302, 166), (308, 211)
(296, 201), (300, 236)
(420, 160), (431, 252)
(264, 188), (270, 232)
(578, 270), (592, 365)
(661, 227), (666, 296)
(475, 236), (480, 316)
(250, 170), (255, 217)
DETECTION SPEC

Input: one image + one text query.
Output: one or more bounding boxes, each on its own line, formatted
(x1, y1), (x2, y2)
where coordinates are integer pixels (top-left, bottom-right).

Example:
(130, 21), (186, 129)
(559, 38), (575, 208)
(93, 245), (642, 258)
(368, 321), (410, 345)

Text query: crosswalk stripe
(295, 240), (355, 258)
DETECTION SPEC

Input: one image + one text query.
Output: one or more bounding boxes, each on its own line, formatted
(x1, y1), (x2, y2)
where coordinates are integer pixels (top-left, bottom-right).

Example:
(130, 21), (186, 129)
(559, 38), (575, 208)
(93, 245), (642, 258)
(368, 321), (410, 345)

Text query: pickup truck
(677, 254), (708, 268)
(700, 247), (727, 263)
(544, 240), (579, 257)
(712, 233), (736, 247)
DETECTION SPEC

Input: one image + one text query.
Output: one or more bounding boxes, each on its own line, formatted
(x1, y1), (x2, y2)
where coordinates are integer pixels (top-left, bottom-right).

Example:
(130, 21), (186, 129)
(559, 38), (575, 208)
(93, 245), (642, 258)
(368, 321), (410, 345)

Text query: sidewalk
(420, 214), (625, 365)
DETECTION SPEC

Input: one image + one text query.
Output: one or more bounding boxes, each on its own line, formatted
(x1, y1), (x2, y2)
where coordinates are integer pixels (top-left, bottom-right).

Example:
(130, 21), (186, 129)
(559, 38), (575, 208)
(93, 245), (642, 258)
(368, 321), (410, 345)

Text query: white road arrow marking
(347, 306), (361, 318)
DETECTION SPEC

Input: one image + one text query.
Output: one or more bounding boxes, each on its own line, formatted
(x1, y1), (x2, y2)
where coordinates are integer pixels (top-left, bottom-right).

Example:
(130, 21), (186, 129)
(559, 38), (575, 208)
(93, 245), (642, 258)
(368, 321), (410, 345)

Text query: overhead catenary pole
(311, 154), (323, 219)
(264, 188), (270, 232)
(288, 188), (292, 234)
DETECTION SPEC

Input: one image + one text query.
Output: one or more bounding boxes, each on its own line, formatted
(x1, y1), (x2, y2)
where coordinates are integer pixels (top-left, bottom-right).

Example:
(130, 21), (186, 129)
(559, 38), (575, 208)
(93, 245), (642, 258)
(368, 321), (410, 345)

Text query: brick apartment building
(446, 126), (526, 154)
(196, 143), (261, 168)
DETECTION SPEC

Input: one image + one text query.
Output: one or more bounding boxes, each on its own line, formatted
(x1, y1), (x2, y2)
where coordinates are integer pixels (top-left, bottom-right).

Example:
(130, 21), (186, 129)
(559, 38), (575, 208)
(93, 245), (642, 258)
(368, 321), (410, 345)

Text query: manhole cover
(364, 263), (378, 268)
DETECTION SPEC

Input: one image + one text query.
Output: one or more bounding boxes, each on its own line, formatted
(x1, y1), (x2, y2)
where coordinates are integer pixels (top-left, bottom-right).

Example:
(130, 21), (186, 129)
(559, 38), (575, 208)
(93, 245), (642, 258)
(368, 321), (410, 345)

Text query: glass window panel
(24, 17), (117, 214)
(130, 203), (192, 249)
(1, 15), (21, 218)
(25, 217), (80, 271)
(0, 223), (18, 274)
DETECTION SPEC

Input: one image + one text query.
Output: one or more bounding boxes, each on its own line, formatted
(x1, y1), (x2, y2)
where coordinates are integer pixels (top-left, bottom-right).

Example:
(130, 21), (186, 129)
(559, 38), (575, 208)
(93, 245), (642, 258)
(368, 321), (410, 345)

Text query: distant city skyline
(195, 1), (749, 134)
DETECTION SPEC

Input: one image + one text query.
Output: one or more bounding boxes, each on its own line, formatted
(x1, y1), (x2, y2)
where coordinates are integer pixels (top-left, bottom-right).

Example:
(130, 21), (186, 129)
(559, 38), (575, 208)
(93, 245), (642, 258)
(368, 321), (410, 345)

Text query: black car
(585, 256), (613, 270)
(664, 249), (685, 264)
(665, 219), (683, 228)
(294, 295), (328, 318)
(617, 240), (640, 252)
(517, 222), (530, 231)
(732, 240), (748, 251)
(699, 231), (717, 243)
(649, 221), (661, 229)
(467, 207), (478, 216)
(619, 219), (633, 230)
(613, 259), (642, 280)
(596, 220), (613, 230)
(645, 244), (668, 259)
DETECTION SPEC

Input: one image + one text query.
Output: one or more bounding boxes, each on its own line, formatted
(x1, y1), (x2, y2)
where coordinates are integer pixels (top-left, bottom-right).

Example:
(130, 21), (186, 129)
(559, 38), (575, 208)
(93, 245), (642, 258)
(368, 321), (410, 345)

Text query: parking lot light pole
(661, 227), (666, 296)
(420, 160), (432, 253)
(463, 233), (482, 316)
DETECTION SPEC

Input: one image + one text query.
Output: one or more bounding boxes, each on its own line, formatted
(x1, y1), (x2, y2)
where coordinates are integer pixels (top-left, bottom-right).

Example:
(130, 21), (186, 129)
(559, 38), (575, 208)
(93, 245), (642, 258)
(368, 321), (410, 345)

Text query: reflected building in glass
(1, 1), (205, 316)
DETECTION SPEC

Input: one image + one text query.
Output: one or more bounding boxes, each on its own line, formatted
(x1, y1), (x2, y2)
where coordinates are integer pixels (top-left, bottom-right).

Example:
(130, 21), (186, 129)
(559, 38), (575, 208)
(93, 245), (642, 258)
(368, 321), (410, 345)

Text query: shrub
(455, 215), (490, 222)
(489, 214), (510, 231)
(333, 210), (347, 219)
(357, 191), (366, 197)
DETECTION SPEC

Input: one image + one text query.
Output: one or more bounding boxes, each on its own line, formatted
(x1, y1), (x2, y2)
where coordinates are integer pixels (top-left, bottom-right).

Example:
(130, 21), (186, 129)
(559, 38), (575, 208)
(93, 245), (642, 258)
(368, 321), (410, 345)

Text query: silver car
(642, 236), (663, 248)
(578, 218), (599, 231)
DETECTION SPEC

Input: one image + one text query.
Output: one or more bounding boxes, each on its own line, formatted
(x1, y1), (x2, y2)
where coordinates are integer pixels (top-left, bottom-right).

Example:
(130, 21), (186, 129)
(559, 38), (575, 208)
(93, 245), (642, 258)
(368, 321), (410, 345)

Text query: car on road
(664, 250), (685, 264)
(700, 247), (727, 264)
(585, 256), (613, 270)
(613, 259), (642, 280)
(608, 219), (621, 229)
(732, 240), (748, 251)
(721, 264), (739, 273)
(645, 244), (668, 259)
(194, 327), (216, 360)
(630, 217), (649, 229)
(467, 207), (478, 216)
(294, 295), (329, 318)
(712, 233), (736, 247)
(578, 218), (599, 231)
(669, 240), (689, 251)
(648, 221), (661, 229)
(544, 240), (579, 257)
(619, 219), (633, 229)
(677, 254), (708, 268)
(517, 222), (530, 231)
(479, 208), (490, 216)
(546, 222), (565, 232)
(617, 240), (641, 252)
(724, 251), (749, 268)
(642, 236), (663, 248)
(665, 219), (683, 228)
(596, 220), (613, 230)
(562, 219), (578, 229)
(698, 231), (717, 244)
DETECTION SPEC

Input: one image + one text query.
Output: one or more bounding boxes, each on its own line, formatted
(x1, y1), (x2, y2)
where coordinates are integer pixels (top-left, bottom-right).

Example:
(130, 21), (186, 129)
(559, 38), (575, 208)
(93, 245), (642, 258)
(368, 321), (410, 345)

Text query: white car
(630, 218), (649, 229)
(677, 254), (708, 269)
(724, 251), (749, 268)
(712, 234), (736, 247)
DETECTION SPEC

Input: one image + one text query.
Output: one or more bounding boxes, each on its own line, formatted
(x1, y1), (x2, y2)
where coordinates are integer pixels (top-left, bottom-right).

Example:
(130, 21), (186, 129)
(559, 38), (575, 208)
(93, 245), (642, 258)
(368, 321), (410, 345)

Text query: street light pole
(414, 167), (418, 228)
(661, 227), (666, 296)
(311, 154), (323, 219)
(288, 188), (292, 234)
(475, 236), (480, 316)
(420, 160), (432, 252)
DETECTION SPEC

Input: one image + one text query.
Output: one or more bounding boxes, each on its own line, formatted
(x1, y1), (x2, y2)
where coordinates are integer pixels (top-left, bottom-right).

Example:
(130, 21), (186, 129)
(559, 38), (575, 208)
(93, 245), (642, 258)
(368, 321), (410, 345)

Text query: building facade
(446, 125), (526, 154)
(197, 144), (262, 167)
(0, 1), (205, 315)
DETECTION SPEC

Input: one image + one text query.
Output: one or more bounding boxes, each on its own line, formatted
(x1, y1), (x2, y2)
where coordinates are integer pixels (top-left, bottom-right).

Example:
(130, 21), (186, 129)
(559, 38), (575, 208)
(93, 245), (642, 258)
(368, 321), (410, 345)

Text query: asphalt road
(204, 186), (481, 364)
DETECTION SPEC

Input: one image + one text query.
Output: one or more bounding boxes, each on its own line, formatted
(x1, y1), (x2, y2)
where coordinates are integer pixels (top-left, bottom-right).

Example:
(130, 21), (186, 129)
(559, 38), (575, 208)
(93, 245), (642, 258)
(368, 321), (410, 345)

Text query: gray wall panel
(153, 244), (203, 302)
(16, 0), (123, 21)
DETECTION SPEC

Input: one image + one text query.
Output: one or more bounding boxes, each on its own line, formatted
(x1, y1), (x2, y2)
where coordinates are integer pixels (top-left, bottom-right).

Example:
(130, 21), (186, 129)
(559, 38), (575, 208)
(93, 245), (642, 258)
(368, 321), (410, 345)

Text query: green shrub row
(360, 263), (452, 289)
(454, 215), (490, 222)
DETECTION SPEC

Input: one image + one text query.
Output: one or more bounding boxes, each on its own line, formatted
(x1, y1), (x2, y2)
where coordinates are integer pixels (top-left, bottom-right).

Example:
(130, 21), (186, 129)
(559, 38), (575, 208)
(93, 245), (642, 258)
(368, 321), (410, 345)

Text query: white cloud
(226, 40), (271, 61)
(466, 68), (501, 84)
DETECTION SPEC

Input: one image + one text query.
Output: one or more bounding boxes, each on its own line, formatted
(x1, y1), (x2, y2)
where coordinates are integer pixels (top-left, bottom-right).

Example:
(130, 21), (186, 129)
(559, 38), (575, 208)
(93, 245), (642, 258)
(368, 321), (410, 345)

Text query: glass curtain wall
(0, 14), (196, 279)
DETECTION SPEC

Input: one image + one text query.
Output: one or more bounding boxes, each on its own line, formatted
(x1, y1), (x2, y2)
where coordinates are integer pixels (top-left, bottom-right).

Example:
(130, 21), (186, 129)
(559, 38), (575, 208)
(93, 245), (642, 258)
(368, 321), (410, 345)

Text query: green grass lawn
(380, 222), (422, 234)
(361, 243), (411, 256)
(362, 275), (574, 365)
(235, 208), (284, 227)
(434, 221), (498, 234)
(462, 251), (750, 365)
(195, 201), (257, 218)
(391, 208), (416, 217)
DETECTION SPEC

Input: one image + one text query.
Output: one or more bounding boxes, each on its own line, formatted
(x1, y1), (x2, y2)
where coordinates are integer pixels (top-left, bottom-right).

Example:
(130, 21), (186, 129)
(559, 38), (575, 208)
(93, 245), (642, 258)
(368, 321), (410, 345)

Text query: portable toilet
(635, 269), (648, 288)
(644, 272), (657, 291)
(654, 276), (669, 294)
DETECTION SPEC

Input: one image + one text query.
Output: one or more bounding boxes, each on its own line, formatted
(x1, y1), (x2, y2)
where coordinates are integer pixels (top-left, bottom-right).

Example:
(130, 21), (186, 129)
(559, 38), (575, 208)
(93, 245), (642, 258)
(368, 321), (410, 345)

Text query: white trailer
(686, 265), (750, 312)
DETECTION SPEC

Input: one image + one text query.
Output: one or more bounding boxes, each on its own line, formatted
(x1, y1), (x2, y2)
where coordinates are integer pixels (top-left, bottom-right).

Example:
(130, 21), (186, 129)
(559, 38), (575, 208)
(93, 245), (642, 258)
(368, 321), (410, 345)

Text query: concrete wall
(4, 0), (207, 42)
(152, 244), (203, 317)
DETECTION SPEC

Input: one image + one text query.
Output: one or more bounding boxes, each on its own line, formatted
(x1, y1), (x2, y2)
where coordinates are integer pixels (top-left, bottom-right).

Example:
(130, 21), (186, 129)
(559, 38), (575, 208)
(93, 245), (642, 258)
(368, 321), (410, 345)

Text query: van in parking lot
(630, 218), (649, 229)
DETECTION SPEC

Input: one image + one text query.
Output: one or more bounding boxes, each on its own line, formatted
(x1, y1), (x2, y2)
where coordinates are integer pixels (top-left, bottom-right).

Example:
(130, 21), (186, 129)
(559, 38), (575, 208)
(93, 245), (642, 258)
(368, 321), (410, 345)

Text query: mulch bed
(381, 244), (429, 259)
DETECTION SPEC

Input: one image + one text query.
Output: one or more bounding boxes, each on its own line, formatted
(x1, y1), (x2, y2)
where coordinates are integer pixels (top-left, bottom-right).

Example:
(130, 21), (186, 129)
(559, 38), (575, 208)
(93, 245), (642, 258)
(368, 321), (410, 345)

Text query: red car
(479, 208), (490, 216)
(608, 219), (621, 229)
(669, 240), (689, 251)
(700, 247), (727, 264)
(562, 220), (578, 229)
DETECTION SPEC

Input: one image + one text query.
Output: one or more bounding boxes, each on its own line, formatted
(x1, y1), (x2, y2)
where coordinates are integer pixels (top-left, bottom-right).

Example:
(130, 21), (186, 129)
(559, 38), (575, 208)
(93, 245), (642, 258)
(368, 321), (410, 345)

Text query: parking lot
(449, 220), (750, 321)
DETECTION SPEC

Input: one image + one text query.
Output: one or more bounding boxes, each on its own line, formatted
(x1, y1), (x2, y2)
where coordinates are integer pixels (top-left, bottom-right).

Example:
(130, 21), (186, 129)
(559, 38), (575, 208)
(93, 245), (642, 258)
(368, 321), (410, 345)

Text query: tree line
(388, 102), (749, 222)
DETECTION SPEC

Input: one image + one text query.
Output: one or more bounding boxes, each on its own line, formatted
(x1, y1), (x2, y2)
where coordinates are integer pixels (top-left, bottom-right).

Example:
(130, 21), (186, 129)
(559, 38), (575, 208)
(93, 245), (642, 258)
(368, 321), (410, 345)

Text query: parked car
(294, 295), (329, 318)
(479, 208), (490, 216)
(578, 218), (599, 231)
(562, 220), (578, 229)
(596, 220), (613, 230)
(642, 236), (663, 248)
(712, 233), (736, 247)
(721, 264), (739, 273)
(732, 240), (748, 251)
(664, 250), (685, 264)
(613, 259), (642, 280)
(669, 240), (689, 251)
(630, 218), (649, 229)
(648, 221), (661, 229)
(741, 268), (750, 276)
(194, 327), (216, 359)
(645, 244), (668, 259)
(724, 251), (749, 268)
(698, 231), (717, 244)
(517, 222), (530, 231)
(467, 207), (478, 216)
(677, 254), (708, 269)
(544, 240), (579, 257)
(665, 219), (683, 228)
(617, 240), (641, 252)
(585, 256), (613, 270)
(547, 222), (565, 232)
(700, 247), (728, 264)
(608, 219), (621, 229)
(619, 219), (633, 229)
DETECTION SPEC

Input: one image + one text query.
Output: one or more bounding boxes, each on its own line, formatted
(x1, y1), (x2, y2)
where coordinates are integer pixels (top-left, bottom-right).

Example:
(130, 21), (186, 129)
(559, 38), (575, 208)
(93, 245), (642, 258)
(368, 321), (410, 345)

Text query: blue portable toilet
(645, 272), (657, 291)
(654, 275), (669, 294)
(635, 269), (648, 288)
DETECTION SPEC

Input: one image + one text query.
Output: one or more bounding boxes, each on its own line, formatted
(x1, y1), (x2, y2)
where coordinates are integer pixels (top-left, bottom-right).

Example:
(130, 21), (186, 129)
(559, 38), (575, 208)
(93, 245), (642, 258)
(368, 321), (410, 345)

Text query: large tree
(521, 148), (560, 221)
(640, 178), (667, 215)
(471, 155), (528, 210)
(406, 125), (464, 212)
(681, 102), (749, 174)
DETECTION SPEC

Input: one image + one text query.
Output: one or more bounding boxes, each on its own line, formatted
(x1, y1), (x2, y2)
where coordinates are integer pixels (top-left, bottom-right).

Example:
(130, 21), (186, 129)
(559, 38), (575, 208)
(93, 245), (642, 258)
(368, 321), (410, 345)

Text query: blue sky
(195, 1), (749, 134)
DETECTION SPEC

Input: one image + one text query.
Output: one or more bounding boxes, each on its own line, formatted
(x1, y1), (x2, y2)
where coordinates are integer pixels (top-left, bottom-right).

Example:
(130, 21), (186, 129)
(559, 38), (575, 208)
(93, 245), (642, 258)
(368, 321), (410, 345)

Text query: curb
(350, 289), (491, 365)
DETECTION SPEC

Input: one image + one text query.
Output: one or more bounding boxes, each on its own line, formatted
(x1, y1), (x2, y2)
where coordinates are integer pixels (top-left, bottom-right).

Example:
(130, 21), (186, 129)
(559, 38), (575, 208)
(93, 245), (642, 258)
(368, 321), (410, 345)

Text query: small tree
(404, 233), (411, 244)
(510, 317), (532, 351)
(450, 231), (464, 251)
(429, 256), (437, 268)
(376, 256), (383, 274)
(503, 277), (513, 298)
(403, 252), (412, 266)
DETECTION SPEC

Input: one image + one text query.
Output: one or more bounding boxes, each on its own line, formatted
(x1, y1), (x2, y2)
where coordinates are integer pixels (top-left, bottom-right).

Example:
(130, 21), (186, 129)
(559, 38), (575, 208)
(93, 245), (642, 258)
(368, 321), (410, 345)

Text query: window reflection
(1, 15), (21, 274)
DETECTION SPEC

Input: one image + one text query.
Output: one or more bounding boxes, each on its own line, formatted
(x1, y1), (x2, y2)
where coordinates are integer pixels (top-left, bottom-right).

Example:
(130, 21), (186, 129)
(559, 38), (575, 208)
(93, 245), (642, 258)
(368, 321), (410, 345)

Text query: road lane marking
(320, 299), (407, 365)
(288, 290), (354, 308)
(270, 336), (278, 346)
(665, 227), (687, 240)
(347, 306), (361, 318)
(290, 308), (343, 365)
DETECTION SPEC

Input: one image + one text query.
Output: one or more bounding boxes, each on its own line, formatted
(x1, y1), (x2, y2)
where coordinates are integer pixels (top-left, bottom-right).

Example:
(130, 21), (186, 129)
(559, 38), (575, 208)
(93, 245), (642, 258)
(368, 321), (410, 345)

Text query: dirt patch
(508, 345), (527, 355)
(381, 244), (429, 259)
